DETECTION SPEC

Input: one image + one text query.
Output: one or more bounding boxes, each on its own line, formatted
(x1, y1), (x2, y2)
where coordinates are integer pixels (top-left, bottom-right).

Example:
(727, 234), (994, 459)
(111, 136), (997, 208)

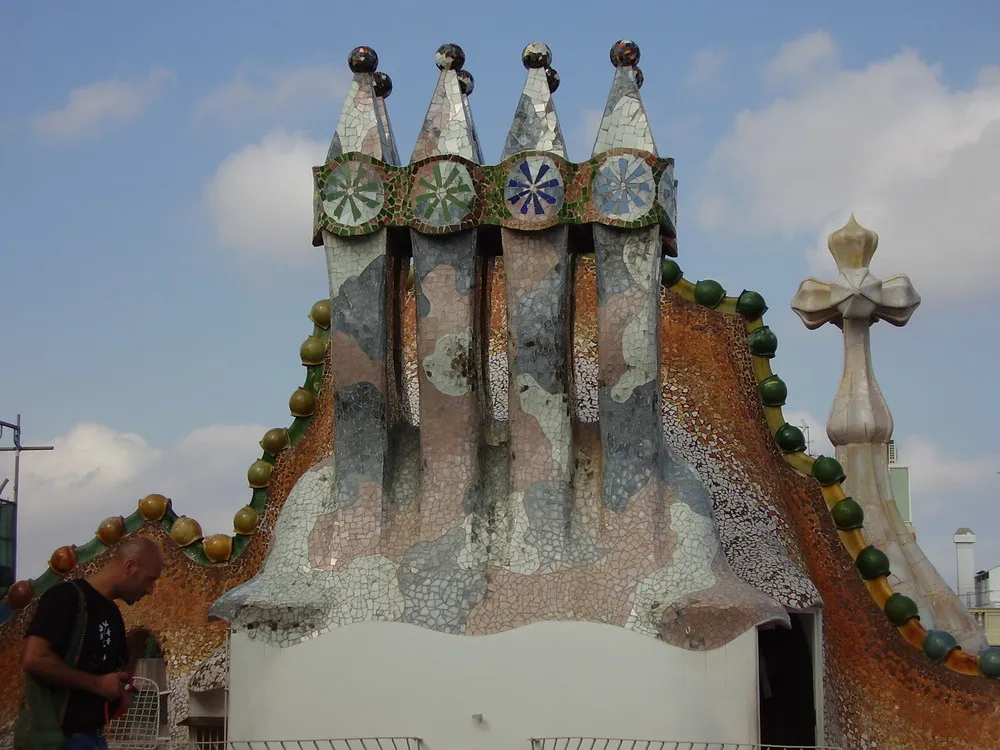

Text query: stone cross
(791, 215), (920, 446)
(790, 216), (988, 652)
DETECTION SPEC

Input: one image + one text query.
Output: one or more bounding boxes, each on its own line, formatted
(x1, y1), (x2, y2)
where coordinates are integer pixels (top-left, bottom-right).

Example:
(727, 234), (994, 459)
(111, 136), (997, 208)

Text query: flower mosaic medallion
(657, 165), (677, 228)
(504, 155), (564, 221)
(411, 161), (475, 227)
(592, 154), (655, 222)
(321, 161), (385, 227)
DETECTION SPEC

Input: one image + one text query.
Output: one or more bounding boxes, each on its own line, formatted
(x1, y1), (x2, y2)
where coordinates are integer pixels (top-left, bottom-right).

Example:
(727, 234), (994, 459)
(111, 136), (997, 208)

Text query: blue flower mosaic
(593, 155), (655, 221)
(504, 156), (564, 221)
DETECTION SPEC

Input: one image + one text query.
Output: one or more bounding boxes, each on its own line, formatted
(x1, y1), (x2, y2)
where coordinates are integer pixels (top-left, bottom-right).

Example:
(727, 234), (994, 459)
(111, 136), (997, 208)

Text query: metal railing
(958, 591), (1000, 609)
(530, 738), (842, 750)
(2, 735), (845, 750)
(188, 740), (423, 750)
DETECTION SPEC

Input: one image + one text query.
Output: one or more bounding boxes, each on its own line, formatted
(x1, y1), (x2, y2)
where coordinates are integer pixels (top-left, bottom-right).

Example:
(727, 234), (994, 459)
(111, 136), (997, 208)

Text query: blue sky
(1, 1), (998, 591)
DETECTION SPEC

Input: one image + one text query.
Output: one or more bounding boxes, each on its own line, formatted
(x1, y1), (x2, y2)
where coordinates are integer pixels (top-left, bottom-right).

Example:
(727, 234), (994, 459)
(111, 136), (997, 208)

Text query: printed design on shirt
(97, 619), (112, 661)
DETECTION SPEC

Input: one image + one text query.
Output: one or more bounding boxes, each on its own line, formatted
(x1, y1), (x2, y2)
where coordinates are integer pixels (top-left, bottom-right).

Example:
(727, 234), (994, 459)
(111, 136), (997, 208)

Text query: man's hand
(23, 637), (129, 698)
(121, 687), (134, 714)
(91, 671), (130, 701)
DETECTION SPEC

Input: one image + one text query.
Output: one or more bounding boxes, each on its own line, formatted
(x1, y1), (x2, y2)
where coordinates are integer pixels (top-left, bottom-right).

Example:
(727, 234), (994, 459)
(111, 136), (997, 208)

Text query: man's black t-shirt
(25, 579), (130, 734)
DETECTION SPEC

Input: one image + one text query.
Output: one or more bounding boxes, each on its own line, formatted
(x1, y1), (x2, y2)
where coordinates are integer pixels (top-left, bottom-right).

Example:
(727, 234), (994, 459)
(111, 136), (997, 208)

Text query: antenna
(0, 414), (55, 596)
(798, 422), (812, 454)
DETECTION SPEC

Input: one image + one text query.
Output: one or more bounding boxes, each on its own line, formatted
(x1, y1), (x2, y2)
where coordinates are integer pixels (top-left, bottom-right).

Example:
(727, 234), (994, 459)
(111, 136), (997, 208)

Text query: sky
(1, 1), (998, 593)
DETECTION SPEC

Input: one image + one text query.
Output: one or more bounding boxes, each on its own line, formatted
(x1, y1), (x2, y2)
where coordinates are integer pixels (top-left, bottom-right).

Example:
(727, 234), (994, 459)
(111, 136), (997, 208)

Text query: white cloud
(194, 65), (350, 124)
(700, 33), (1000, 301)
(904, 436), (997, 495)
(2, 421), (266, 577)
(897, 436), (1000, 591)
(686, 49), (727, 91)
(203, 130), (326, 257)
(978, 65), (1000, 87)
(27, 423), (161, 492)
(32, 67), (175, 141)
(764, 31), (837, 87)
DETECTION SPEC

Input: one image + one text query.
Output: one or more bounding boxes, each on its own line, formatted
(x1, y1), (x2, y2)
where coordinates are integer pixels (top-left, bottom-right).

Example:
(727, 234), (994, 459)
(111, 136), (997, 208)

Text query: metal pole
(0, 414), (54, 590)
(798, 422), (812, 455)
(13, 414), (20, 510)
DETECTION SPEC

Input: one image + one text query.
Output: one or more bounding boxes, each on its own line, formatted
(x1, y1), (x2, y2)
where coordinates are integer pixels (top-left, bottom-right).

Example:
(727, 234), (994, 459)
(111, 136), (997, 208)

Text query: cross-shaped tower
(792, 215), (986, 652)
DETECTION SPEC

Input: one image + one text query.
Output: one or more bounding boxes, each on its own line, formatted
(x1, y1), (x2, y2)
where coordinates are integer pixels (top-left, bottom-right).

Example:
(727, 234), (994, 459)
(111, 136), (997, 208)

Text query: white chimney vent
(954, 528), (976, 606)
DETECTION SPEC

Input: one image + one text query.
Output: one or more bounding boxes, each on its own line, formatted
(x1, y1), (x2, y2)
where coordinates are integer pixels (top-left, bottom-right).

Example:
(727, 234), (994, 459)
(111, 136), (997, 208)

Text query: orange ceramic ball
(289, 388), (316, 417)
(288, 388), (316, 417)
(7, 580), (34, 609)
(247, 459), (273, 489)
(299, 336), (327, 365)
(233, 506), (260, 536)
(49, 545), (77, 576)
(308, 299), (331, 329)
(259, 427), (289, 456)
(203, 534), (233, 563)
(138, 493), (171, 521)
(170, 516), (203, 547)
(96, 516), (126, 546)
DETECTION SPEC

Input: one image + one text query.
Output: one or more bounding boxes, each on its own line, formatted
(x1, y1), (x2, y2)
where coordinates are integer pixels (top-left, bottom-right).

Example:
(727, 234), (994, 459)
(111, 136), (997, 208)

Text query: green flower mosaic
(322, 161), (384, 227)
(411, 161), (475, 227)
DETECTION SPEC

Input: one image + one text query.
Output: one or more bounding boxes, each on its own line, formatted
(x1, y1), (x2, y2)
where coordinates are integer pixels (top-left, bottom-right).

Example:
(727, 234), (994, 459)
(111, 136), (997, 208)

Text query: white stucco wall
(229, 620), (760, 748)
(189, 688), (227, 718)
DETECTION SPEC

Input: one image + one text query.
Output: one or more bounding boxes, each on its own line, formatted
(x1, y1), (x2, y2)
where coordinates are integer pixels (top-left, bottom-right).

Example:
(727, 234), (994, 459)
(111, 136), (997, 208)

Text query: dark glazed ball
(373, 72), (393, 98)
(522, 42), (553, 69)
(348, 46), (378, 74)
(435, 43), (466, 71)
(457, 70), (475, 96)
(633, 66), (644, 89)
(546, 67), (560, 93)
(610, 39), (640, 67)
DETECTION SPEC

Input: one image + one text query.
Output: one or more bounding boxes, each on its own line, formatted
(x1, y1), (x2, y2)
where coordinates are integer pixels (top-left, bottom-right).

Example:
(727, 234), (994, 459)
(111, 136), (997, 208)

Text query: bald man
(15, 536), (164, 750)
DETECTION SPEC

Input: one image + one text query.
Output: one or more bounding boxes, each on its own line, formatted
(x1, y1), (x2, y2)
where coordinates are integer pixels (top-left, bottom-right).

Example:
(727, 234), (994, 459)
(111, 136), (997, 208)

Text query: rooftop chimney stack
(954, 528), (976, 607)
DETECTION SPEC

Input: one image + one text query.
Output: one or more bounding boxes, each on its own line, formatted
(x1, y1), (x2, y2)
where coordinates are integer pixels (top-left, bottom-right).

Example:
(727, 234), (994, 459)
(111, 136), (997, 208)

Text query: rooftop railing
(2, 733), (845, 750)
(529, 737), (843, 750)
(186, 740), (423, 750)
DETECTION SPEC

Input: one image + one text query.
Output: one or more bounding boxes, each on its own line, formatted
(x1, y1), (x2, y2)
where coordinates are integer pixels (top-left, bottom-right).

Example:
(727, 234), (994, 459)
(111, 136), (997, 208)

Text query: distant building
(971, 566), (1000, 645)
(955, 532), (1000, 647)
(887, 440), (915, 539)
(0, 499), (13, 600)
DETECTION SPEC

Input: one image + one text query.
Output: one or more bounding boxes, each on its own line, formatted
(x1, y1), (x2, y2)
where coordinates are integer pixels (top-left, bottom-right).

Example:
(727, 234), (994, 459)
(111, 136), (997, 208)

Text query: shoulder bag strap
(64, 583), (88, 667)
(55, 583), (89, 722)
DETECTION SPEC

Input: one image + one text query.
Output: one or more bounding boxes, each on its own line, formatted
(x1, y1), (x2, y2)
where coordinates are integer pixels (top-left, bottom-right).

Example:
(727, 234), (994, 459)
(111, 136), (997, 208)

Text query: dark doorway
(123, 629), (169, 737)
(758, 613), (817, 748)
